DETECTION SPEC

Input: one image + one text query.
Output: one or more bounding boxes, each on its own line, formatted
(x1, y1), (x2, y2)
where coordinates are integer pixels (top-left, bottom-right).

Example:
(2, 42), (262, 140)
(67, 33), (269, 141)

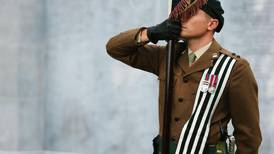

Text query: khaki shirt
(187, 41), (212, 65)
(188, 41), (211, 58)
(106, 28), (262, 154)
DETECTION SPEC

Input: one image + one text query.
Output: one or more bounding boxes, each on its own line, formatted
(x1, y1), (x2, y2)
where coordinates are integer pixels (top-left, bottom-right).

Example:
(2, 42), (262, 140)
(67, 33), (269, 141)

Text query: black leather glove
(147, 19), (181, 44)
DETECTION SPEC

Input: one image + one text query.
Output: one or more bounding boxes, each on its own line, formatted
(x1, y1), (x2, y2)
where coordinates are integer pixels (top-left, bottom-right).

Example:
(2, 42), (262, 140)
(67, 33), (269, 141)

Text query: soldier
(106, 0), (262, 153)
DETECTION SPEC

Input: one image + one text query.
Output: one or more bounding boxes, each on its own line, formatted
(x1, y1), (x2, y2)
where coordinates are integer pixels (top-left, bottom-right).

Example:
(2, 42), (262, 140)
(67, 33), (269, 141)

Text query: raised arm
(106, 28), (160, 75)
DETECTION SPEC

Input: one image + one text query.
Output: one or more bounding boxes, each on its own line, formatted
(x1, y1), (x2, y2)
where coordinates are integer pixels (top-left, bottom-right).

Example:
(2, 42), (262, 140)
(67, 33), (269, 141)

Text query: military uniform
(106, 28), (262, 154)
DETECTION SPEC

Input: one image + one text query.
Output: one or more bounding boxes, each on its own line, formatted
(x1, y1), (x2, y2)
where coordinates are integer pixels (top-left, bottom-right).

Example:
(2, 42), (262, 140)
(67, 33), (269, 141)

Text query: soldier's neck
(188, 34), (213, 52)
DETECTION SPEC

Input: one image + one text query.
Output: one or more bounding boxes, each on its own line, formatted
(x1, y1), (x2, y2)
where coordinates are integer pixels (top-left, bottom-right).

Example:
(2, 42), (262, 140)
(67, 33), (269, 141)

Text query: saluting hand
(147, 19), (181, 44)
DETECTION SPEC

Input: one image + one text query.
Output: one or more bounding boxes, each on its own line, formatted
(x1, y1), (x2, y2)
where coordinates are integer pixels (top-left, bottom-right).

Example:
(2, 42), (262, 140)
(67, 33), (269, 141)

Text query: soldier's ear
(208, 19), (219, 31)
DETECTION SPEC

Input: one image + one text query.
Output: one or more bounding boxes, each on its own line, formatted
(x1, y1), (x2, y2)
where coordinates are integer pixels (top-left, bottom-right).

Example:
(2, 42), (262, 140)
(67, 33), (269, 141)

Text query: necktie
(188, 52), (197, 66)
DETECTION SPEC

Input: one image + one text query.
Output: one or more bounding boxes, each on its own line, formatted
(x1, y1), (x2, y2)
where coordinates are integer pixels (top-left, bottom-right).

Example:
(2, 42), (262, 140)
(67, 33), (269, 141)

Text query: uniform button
(174, 117), (180, 122)
(171, 137), (176, 142)
(183, 77), (188, 83)
(178, 97), (184, 102)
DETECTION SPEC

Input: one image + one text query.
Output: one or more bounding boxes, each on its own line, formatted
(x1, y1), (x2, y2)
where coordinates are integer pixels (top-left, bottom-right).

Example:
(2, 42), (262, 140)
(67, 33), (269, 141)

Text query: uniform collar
(188, 41), (212, 61)
(177, 39), (222, 77)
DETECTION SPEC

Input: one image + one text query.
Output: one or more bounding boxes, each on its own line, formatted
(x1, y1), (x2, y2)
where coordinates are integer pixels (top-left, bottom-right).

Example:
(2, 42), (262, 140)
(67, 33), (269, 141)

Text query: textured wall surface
(0, 151), (79, 154)
(43, 0), (164, 153)
(0, 0), (273, 154)
(0, 0), (46, 151)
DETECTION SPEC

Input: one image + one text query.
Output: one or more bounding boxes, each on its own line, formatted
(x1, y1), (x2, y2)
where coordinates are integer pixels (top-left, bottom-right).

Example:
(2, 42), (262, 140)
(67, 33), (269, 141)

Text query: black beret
(201, 0), (224, 32)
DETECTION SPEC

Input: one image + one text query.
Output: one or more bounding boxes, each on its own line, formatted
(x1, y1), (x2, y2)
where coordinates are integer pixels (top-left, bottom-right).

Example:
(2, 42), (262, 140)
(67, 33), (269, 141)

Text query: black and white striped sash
(175, 54), (236, 154)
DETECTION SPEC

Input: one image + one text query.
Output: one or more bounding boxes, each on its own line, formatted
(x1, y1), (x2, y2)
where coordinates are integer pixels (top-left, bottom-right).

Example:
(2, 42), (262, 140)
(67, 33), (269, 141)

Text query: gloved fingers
(168, 19), (181, 26)
(167, 25), (181, 32)
(170, 27), (181, 34)
(167, 32), (180, 40)
(168, 24), (181, 35)
(172, 33), (181, 39)
(167, 22), (181, 33)
(167, 20), (181, 28)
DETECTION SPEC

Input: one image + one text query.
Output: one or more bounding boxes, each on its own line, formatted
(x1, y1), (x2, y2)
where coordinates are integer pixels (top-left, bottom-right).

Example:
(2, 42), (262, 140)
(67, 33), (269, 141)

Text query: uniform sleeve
(106, 28), (160, 75)
(228, 59), (262, 154)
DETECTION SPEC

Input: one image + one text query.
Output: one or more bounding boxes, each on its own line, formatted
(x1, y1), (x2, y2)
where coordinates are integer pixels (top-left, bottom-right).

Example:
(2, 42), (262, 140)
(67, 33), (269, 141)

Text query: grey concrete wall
(0, 0), (46, 151)
(221, 1), (274, 152)
(0, 0), (273, 154)
(43, 0), (163, 153)
(0, 151), (79, 154)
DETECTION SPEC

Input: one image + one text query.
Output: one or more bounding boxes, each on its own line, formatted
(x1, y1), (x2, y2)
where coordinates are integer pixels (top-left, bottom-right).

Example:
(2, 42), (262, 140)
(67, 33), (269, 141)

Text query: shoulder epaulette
(220, 49), (241, 60)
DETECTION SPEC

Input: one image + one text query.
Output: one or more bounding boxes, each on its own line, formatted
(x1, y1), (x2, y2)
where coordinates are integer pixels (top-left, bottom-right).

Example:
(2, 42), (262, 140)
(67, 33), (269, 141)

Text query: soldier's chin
(180, 33), (203, 40)
(179, 34), (191, 40)
(180, 32), (191, 39)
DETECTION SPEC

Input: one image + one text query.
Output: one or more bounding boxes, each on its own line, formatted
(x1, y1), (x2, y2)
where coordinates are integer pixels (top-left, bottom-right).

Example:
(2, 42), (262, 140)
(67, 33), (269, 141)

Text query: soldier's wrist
(140, 28), (149, 42)
(136, 28), (149, 45)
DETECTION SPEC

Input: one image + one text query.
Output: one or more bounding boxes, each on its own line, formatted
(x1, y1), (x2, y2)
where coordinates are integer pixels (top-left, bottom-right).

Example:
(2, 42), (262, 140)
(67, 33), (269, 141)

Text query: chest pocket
(157, 72), (180, 104)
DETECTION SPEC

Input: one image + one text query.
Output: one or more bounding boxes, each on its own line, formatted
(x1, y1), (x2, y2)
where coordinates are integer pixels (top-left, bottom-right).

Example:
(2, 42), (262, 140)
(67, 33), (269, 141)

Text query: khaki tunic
(106, 28), (262, 154)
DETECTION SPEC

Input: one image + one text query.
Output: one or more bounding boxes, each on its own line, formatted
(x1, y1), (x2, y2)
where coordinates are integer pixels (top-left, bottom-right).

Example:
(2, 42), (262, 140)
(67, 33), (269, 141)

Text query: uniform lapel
(182, 39), (223, 77)
(177, 49), (189, 73)
(174, 41), (189, 73)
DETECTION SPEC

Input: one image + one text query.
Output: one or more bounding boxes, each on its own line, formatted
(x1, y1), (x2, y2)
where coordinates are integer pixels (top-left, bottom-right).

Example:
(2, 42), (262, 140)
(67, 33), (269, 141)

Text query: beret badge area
(169, 0), (208, 21)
